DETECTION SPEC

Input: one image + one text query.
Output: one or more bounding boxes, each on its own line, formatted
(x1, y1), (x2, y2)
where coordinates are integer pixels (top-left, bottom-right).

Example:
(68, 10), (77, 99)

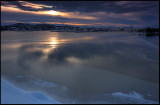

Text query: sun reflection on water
(50, 37), (58, 48)
(41, 35), (96, 56)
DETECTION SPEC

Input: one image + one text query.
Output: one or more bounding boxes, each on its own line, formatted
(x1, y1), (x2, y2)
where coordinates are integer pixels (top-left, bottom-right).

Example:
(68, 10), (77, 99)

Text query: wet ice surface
(1, 31), (159, 104)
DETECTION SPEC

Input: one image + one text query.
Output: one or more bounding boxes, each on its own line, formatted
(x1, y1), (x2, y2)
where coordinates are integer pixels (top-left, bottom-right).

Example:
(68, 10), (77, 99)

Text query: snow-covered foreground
(1, 78), (60, 104)
(1, 77), (159, 104)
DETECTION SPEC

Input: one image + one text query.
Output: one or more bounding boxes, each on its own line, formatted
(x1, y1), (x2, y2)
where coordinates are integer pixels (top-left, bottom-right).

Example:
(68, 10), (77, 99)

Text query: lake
(1, 31), (159, 104)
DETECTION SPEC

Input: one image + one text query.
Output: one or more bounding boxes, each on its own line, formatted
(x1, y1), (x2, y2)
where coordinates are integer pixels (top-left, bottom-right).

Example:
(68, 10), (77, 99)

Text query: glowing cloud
(47, 10), (60, 15)
(18, 1), (52, 9)
(1, 5), (97, 20)
(1, 1), (159, 27)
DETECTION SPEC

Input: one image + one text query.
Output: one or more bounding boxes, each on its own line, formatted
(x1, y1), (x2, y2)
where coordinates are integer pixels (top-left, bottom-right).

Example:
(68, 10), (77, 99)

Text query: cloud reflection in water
(15, 40), (159, 83)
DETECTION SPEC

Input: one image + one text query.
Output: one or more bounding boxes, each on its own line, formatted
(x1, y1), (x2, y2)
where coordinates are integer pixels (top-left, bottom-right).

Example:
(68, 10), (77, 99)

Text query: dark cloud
(2, 1), (158, 13)
(22, 1), (159, 13)
(1, 1), (52, 11)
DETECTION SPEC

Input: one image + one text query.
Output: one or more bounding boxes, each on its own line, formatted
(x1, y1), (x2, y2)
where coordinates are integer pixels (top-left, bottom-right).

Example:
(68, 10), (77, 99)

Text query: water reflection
(50, 37), (58, 48)
(1, 31), (159, 103)
(12, 40), (158, 83)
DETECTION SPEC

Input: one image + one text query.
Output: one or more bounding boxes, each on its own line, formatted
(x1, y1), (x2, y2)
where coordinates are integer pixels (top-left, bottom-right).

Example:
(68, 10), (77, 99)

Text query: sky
(1, 1), (159, 27)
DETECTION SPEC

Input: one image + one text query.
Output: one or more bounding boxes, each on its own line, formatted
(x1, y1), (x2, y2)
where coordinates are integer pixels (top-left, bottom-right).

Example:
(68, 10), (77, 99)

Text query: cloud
(3, 1), (158, 14)
(1, 1), (159, 26)
(1, 4), (98, 20)
(1, 1), (53, 11)
(18, 1), (53, 9)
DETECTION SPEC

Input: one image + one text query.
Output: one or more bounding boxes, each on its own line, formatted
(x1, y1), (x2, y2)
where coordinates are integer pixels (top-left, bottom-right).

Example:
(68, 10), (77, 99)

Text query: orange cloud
(2, 20), (89, 26)
(91, 22), (132, 26)
(1, 2), (139, 27)
(1, 4), (97, 20)
(39, 10), (98, 20)
(43, 22), (90, 26)
(3, 20), (139, 27)
(18, 1), (52, 9)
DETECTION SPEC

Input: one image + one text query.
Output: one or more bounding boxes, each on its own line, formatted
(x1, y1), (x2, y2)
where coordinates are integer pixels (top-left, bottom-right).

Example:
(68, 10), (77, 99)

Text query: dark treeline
(1, 23), (159, 37)
(137, 27), (159, 37)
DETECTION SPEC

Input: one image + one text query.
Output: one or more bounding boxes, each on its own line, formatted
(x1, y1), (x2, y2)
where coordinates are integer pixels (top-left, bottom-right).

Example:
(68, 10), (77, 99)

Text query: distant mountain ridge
(1, 23), (159, 32)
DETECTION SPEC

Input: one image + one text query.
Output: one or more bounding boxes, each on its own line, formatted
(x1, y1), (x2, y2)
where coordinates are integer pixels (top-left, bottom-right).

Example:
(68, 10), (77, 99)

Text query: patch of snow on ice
(112, 91), (144, 99)
(111, 91), (159, 104)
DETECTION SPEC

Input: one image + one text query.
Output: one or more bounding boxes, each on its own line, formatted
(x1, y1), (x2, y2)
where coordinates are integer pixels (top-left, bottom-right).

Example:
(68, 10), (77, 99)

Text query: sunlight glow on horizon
(1, 5), (97, 21)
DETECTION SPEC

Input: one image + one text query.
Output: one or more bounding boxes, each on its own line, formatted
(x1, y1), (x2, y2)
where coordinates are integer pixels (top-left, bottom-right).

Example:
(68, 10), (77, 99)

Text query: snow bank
(111, 91), (159, 104)
(1, 78), (60, 104)
(112, 91), (144, 99)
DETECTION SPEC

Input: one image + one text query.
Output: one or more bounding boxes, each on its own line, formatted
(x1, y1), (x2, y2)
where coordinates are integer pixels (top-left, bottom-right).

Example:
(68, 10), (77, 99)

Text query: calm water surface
(1, 31), (159, 104)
